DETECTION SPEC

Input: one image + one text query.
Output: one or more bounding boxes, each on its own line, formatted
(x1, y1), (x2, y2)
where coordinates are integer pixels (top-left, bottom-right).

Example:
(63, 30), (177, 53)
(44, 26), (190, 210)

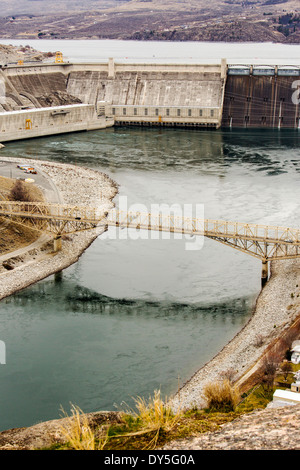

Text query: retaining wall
(0, 104), (113, 142)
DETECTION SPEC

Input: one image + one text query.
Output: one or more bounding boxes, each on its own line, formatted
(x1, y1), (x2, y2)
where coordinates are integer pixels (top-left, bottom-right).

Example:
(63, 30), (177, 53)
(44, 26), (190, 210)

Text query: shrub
(281, 361), (293, 381)
(220, 368), (236, 383)
(124, 390), (182, 448)
(9, 180), (32, 202)
(254, 334), (264, 347)
(261, 351), (281, 390)
(202, 379), (240, 412)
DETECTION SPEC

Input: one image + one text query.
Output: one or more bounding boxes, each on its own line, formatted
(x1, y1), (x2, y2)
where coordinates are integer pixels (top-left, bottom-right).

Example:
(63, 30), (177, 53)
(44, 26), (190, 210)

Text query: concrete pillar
(54, 235), (62, 252)
(261, 260), (269, 287)
(221, 58), (227, 80)
(148, 213), (152, 231)
(108, 58), (115, 78)
(54, 271), (63, 282)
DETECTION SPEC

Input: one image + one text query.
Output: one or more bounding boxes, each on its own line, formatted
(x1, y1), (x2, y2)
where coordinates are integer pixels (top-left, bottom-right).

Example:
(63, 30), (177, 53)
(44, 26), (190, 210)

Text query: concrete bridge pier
(54, 270), (63, 282)
(53, 235), (62, 252)
(261, 260), (269, 287)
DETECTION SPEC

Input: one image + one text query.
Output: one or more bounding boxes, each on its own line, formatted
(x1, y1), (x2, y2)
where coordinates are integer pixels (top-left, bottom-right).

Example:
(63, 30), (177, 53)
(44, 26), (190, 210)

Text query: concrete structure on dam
(0, 59), (300, 142)
(0, 104), (113, 143)
(223, 65), (300, 129)
(67, 59), (227, 129)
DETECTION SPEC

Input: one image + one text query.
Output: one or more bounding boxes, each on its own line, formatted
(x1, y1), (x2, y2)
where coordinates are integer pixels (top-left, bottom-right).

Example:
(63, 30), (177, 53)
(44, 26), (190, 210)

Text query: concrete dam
(0, 59), (300, 142)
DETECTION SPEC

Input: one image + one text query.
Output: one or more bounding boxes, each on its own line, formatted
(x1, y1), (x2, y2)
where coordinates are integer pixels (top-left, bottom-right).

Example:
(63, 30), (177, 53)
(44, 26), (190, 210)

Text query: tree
(9, 180), (32, 202)
(281, 361), (292, 381)
(261, 352), (281, 391)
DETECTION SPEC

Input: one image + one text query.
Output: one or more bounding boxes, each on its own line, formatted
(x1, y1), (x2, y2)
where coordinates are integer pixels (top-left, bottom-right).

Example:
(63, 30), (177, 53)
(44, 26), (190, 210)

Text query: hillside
(0, 403), (299, 450)
(0, 1), (127, 16)
(0, 0), (299, 43)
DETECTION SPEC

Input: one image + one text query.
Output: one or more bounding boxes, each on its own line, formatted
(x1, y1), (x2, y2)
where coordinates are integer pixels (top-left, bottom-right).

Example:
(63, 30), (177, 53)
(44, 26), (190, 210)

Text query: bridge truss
(0, 202), (299, 285)
(0, 201), (107, 250)
(108, 210), (300, 263)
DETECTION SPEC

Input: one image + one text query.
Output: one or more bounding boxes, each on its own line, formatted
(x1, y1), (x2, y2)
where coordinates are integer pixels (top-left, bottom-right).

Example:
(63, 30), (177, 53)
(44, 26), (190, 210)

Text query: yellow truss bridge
(0, 201), (299, 285)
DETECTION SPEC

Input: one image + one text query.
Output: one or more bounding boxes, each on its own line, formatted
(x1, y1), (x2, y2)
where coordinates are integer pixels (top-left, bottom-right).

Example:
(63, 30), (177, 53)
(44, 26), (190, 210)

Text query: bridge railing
(0, 202), (299, 246)
(107, 210), (300, 244)
(0, 201), (106, 223)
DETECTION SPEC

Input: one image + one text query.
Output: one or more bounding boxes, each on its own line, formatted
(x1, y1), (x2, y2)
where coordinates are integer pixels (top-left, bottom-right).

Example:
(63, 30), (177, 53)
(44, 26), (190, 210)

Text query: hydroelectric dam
(0, 58), (300, 142)
(1, 53), (300, 432)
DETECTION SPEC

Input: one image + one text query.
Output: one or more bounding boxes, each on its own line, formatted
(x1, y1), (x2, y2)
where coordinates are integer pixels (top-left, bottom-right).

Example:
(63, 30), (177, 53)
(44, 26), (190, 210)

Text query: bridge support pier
(54, 271), (63, 282)
(261, 260), (269, 288)
(54, 235), (62, 252)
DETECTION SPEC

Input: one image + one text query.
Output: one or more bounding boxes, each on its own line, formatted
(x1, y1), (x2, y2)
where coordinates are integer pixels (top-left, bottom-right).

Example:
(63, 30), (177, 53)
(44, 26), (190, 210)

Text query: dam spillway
(0, 59), (300, 142)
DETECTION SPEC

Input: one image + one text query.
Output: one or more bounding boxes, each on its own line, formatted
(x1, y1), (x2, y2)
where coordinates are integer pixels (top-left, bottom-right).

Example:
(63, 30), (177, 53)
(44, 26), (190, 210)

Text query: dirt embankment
(0, 175), (45, 256)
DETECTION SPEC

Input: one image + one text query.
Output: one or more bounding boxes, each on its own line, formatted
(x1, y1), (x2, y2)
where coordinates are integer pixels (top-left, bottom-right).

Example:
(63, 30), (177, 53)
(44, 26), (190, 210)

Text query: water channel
(0, 126), (299, 431)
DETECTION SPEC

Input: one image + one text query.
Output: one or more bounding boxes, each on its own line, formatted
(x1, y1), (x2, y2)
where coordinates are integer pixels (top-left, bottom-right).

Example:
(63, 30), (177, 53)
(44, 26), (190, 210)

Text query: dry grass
(57, 383), (273, 451)
(0, 175), (44, 202)
(0, 175), (45, 255)
(59, 405), (108, 450)
(56, 389), (244, 451)
(202, 379), (240, 412)
(59, 391), (183, 451)
(119, 390), (182, 449)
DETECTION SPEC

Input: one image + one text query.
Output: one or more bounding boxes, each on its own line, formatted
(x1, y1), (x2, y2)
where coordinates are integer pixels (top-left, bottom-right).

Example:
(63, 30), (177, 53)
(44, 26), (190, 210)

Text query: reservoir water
(0, 126), (300, 431)
(2, 38), (300, 65)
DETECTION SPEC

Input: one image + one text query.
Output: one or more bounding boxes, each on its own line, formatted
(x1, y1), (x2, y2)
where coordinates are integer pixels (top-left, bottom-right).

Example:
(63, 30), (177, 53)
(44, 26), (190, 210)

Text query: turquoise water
(0, 126), (299, 431)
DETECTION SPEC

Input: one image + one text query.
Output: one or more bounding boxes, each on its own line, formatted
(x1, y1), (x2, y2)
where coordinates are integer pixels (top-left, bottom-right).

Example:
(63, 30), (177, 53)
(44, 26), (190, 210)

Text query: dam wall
(223, 66), (300, 129)
(0, 61), (299, 131)
(0, 104), (113, 143)
(0, 66), (81, 112)
(0, 60), (227, 129)
(66, 60), (227, 128)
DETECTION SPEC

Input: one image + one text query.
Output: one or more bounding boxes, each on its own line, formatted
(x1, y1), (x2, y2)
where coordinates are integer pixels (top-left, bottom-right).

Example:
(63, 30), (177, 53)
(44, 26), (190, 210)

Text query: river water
(0, 126), (299, 431)
(0, 41), (300, 431)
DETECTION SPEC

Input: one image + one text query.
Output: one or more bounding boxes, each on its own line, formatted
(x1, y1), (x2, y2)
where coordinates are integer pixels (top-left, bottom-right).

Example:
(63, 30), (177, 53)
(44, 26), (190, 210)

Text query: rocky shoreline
(170, 259), (300, 411)
(0, 156), (118, 301)
(0, 44), (55, 65)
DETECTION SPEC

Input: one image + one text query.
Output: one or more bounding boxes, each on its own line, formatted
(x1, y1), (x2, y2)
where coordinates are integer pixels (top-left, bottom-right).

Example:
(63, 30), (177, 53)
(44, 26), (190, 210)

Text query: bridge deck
(0, 201), (299, 264)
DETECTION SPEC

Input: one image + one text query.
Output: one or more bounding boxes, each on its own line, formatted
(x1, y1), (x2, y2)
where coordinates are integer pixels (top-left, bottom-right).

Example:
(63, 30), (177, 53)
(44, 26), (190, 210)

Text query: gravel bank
(170, 258), (300, 411)
(0, 156), (118, 300)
